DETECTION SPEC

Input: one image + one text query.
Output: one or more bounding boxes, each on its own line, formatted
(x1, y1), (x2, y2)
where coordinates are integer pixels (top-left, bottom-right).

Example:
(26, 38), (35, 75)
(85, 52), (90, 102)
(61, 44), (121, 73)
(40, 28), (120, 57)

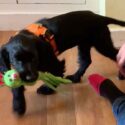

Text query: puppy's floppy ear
(0, 46), (10, 73)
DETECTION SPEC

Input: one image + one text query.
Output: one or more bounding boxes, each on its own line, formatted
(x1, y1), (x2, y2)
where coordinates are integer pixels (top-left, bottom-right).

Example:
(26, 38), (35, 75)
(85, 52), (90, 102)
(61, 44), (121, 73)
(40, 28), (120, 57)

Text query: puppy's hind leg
(95, 41), (118, 61)
(95, 42), (124, 80)
(95, 27), (118, 61)
(94, 28), (124, 79)
(66, 45), (92, 83)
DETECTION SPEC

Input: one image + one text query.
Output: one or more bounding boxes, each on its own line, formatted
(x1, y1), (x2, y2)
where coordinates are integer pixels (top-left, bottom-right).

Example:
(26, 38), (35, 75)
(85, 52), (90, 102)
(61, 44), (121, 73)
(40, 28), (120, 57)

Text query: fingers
(117, 46), (125, 62)
(117, 43), (125, 77)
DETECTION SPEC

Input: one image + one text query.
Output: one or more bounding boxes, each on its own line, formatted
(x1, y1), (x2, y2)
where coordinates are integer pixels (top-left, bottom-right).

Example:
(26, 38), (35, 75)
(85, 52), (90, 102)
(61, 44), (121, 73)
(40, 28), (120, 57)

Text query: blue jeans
(113, 96), (125, 125)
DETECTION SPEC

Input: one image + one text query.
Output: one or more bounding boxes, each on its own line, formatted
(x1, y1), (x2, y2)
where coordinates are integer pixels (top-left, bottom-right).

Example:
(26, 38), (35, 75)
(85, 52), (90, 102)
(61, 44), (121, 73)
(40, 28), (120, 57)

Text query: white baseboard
(0, 13), (57, 30)
(0, 0), (100, 30)
(110, 28), (125, 47)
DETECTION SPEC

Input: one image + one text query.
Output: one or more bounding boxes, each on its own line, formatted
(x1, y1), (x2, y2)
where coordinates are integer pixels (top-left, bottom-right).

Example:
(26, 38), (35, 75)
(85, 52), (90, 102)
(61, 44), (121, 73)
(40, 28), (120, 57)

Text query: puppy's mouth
(20, 72), (38, 83)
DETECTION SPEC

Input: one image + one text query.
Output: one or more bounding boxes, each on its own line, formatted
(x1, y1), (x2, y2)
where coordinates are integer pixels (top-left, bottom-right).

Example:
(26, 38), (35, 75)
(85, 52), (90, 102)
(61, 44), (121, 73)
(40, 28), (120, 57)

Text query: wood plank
(0, 31), (124, 125)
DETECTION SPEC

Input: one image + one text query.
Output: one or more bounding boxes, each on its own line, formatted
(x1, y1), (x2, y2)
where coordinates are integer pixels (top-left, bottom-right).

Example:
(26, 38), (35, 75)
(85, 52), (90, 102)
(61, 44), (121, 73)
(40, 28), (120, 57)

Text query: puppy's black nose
(26, 74), (38, 82)
(20, 72), (38, 82)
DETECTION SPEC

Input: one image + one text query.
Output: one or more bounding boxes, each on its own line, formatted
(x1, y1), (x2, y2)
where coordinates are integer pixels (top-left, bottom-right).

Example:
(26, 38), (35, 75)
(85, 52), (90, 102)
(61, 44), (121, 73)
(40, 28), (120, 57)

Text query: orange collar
(26, 23), (59, 56)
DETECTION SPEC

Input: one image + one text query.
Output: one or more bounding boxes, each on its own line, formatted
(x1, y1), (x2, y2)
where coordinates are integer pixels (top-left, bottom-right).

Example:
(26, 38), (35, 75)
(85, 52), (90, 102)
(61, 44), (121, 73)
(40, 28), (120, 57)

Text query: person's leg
(88, 74), (124, 104)
(112, 96), (125, 125)
(88, 74), (125, 125)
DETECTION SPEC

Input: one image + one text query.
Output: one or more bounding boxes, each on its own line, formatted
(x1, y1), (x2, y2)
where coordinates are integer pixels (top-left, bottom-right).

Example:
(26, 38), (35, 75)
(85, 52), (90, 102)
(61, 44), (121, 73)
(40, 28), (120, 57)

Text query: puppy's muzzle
(20, 72), (38, 83)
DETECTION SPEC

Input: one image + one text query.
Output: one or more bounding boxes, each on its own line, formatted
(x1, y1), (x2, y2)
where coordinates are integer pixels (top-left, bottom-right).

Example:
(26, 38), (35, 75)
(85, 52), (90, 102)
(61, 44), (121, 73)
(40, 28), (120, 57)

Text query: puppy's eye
(16, 52), (34, 62)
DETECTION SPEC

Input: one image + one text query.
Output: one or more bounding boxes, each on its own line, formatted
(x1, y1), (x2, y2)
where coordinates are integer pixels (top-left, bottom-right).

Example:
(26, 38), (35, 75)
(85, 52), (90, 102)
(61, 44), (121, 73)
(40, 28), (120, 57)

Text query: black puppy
(1, 11), (125, 115)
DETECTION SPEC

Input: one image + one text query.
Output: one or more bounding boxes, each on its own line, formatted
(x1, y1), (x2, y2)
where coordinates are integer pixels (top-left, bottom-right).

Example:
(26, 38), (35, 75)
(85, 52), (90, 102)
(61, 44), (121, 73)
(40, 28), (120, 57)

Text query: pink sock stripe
(88, 74), (107, 94)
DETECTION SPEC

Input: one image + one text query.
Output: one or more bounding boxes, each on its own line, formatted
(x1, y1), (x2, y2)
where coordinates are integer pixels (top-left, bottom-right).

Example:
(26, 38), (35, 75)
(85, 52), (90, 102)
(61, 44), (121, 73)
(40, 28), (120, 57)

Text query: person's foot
(88, 73), (125, 104)
(88, 74), (107, 94)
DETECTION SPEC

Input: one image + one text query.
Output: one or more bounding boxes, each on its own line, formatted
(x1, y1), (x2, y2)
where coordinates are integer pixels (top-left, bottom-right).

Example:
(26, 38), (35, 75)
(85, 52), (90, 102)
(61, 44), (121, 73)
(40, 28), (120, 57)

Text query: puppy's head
(1, 31), (39, 83)
(1, 30), (65, 83)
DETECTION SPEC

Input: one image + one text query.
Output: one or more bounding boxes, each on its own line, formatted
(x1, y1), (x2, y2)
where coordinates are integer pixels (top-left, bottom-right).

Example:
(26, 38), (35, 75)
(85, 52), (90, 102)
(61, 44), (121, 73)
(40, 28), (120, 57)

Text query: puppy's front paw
(13, 96), (26, 115)
(37, 85), (56, 95)
(66, 75), (81, 83)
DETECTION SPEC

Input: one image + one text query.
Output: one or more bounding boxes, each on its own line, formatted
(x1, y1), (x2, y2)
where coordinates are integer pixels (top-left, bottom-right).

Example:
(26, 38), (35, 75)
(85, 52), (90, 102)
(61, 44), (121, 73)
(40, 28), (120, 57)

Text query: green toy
(0, 69), (72, 90)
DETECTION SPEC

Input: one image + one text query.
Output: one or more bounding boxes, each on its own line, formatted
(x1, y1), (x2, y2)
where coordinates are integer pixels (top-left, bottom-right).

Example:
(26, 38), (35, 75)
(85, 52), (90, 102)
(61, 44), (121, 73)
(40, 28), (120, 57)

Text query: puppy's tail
(105, 16), (125, 26)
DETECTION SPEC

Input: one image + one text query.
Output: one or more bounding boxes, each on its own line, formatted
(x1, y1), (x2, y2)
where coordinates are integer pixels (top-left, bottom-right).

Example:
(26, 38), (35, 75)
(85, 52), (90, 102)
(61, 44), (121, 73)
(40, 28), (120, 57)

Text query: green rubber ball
(3, 69), (23, 88)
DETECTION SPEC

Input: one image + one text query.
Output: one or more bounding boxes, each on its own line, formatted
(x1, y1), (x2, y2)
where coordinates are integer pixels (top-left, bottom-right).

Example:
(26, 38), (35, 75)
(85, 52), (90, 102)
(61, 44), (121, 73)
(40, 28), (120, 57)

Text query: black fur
(1, 11), (125, 115)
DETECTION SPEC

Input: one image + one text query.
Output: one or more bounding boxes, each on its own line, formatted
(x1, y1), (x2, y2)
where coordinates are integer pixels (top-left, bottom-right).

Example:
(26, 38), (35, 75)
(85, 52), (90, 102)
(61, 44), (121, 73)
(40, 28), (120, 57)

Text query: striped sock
(88, 74), (107, 94)
(88, 73), (125, 104)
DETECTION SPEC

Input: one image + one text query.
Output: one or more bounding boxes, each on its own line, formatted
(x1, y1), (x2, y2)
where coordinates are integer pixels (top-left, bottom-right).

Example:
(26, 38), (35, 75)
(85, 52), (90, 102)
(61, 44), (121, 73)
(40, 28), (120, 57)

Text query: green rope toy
(0, 69), (72, 90)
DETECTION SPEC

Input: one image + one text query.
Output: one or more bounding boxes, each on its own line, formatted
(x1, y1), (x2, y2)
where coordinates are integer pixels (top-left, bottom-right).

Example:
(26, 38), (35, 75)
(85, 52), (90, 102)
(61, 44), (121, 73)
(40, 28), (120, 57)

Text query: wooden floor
(0, 31), (125, 125)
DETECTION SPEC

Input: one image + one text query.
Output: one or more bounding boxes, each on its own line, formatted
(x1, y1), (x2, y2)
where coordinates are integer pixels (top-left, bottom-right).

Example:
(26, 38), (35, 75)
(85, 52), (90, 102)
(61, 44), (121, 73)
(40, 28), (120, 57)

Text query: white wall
(0, 0), (102, 30)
